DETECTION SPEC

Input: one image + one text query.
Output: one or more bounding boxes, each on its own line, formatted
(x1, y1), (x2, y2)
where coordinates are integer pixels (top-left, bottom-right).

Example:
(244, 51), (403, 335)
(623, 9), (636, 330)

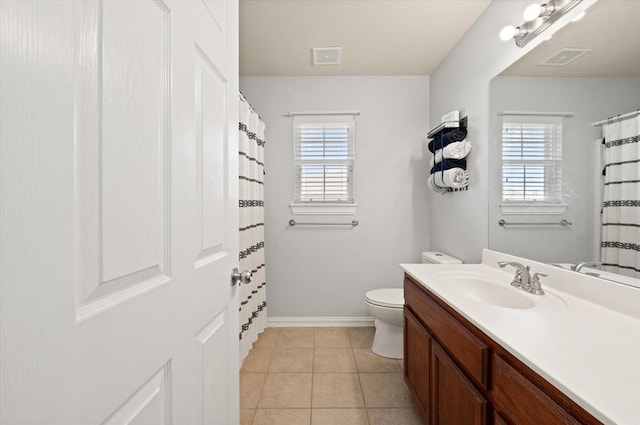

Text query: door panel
(75, 0), (173, 320)
(196, 310), (232, 425)
(101, 0), (170, 284)
(0, 1), (239, 423)
(102, 364), (171, 425)
(195, 46), (228, 267)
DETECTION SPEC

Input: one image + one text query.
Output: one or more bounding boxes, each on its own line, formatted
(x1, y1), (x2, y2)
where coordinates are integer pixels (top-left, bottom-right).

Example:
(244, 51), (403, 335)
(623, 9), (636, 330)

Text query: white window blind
(501, 115), (563, 203)
(294, 115), (355, 203)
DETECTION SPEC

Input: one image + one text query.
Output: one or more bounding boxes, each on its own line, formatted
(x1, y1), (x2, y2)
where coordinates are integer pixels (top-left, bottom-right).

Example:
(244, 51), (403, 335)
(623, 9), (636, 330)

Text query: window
(293, 115), (355, 205)
(501, 115), (563, 204)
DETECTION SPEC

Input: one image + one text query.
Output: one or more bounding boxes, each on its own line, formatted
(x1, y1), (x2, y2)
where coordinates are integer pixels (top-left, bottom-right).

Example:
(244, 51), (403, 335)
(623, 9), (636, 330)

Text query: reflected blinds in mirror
(501, 115), (563, 202)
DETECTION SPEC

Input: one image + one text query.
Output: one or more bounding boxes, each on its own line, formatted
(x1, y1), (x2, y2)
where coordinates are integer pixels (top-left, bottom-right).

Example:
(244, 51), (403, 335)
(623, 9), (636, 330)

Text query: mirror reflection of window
(501, 115), (563, 205)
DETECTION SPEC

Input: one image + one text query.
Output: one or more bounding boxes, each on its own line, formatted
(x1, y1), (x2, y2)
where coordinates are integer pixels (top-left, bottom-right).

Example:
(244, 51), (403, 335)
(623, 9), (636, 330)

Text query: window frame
(499, 114), (567, 215)
(289, 114), (358, 215)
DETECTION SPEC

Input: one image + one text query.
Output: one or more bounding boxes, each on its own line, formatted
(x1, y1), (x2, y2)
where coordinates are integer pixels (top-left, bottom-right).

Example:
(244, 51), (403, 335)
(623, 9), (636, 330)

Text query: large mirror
(488, 0), (640, 285)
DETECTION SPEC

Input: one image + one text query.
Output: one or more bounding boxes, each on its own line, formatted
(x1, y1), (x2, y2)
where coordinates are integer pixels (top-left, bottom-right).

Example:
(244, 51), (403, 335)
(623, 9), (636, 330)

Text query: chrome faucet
(498, 261), (548, 295)
(571, 261), (601, 272)
(530, 273), (547, 295)
(497, 261), (531, 289)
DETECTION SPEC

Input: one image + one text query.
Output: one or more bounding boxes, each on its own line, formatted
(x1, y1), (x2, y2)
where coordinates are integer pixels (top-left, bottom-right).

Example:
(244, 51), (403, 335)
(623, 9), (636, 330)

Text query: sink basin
(432, 270), (536, 309)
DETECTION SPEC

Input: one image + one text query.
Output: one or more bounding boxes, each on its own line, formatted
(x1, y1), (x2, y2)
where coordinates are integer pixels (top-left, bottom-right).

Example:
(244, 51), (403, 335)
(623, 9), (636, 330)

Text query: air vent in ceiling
(312, 47), (342, 66)
(539, 48), (591, 66)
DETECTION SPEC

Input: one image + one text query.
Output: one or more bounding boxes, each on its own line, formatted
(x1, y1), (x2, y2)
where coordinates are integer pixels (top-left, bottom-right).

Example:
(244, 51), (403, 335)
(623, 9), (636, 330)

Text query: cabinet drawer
(405, 276), (489, 388)
(494, 355), (581, 425)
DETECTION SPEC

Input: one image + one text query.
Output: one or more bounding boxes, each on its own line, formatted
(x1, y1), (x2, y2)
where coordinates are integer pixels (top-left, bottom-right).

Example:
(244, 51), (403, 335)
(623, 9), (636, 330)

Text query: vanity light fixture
(571, 10), (586, 22)
(523, 2), (556, 22)
(500, 0), (584, 47)
(499, 25), (527, 42)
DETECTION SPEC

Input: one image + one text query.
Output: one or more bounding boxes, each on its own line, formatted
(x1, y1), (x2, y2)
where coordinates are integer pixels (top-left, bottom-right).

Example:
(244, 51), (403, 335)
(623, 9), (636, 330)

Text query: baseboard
(267, 316), (375, 328)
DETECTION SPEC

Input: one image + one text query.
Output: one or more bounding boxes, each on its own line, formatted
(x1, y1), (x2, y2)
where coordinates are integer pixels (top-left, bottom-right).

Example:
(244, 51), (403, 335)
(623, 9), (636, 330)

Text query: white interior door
(0, 1), (240, 424)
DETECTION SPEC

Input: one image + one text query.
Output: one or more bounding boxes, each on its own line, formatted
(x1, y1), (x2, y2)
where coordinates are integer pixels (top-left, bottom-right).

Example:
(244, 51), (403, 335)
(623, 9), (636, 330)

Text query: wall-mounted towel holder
(289, 219), (358, 227)
(427, 114), (469, 194)
(427, 116), (468, 138)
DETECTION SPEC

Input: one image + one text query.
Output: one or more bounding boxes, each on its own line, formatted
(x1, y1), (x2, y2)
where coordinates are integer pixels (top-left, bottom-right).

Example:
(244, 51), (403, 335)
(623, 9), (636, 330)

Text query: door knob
(231, 268), (252, 286)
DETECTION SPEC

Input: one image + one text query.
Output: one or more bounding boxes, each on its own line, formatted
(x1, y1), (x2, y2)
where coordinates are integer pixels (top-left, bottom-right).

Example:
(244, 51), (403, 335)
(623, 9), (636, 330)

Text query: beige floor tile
(311, 408), (369, 425)
(348, 327), (375, 348)
(254, 328), (281, 348)
(314, 328), (351, 348)
(242, 347), (276, 373)
(258, 373), (313, 408)
(312, 373), (365, 408)
(353, 349), (402, 372)
(269, 348), (313, 372)
(240, 373), (267, 409)
(240, 408), (255, 425)
(279, 328), (315, 348)
(367, 408), (426, 425)
(313, 348), (357, 372)
(252, 409), (311, 425)
(359, 373), (413, 408)
(398, 359), (404, 372)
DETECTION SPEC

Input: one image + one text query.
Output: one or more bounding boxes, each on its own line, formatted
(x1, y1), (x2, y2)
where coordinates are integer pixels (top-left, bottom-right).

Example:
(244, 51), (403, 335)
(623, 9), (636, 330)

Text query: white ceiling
(239, 0), (491, 77)
(501, 0), (640, 77)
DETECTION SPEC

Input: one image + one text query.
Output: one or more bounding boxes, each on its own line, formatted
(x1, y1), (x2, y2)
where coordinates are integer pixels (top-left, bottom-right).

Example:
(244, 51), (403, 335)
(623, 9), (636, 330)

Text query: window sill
(500, 203), (568, 215)
(290, 203), (358, 216)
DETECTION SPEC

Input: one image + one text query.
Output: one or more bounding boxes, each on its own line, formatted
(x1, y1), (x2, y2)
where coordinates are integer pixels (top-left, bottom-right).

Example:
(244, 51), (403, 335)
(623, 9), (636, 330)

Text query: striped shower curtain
(239, 96), (267, 361)
(600, 113), (640, 278)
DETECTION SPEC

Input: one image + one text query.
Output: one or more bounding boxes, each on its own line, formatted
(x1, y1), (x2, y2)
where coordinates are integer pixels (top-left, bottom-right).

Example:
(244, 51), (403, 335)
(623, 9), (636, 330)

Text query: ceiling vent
(539, 48), (591, 66)
(312, 47), (342, 66)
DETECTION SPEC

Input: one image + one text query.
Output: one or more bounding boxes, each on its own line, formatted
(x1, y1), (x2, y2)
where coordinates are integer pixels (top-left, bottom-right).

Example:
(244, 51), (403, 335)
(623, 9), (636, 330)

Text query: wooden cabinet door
(494, 355), (581, 425)
(431, 341), (488, 425)
(404, 308), (431, 420)
(495, 413), (510, 425)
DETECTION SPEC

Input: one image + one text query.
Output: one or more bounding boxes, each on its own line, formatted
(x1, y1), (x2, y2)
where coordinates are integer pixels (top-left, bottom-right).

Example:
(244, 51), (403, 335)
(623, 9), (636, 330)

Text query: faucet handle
(531, 273), (547, 295)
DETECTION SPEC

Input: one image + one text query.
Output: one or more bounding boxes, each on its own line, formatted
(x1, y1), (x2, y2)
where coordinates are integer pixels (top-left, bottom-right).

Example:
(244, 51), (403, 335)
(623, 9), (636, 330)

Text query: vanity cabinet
(403, 274), (601, 425)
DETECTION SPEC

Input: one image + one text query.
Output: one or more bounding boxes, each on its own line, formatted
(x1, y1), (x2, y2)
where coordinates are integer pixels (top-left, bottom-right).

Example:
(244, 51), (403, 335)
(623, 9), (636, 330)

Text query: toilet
(365, 251), (462, 359)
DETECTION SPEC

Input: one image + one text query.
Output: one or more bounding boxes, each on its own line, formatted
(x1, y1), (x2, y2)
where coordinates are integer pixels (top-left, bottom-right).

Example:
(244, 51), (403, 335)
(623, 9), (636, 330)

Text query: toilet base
(371, 319), (403, 359)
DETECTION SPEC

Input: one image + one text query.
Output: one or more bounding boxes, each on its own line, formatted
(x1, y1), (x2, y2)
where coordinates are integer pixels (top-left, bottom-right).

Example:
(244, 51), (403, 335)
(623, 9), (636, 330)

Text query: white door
(0, 1), (240, 424)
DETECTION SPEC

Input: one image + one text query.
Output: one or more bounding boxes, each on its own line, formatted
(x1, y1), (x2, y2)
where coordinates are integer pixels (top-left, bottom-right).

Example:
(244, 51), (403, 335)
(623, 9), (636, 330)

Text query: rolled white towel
(429, 140), (472, 168)
(432, 168), (469, 188)
(427, 174), (449, 193)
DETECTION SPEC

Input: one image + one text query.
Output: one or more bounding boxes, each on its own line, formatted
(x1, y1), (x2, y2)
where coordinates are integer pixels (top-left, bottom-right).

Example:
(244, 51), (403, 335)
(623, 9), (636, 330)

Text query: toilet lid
(365, 288), (404, 308)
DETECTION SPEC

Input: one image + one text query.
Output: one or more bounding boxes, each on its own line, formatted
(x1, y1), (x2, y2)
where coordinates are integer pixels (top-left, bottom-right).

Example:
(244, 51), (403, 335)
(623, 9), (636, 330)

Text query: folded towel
(430, 158), (467, 175)
(428, 128), (467, 153)
(429, 140), (472, 168)
(431, 168), (469, 189)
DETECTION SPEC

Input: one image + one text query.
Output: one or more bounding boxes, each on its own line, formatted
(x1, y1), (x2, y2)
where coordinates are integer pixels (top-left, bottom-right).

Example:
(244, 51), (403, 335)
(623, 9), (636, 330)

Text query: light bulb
(523, 4), (542, 22)
(499, 25), (517, 41)
(571, 11), (586, 22)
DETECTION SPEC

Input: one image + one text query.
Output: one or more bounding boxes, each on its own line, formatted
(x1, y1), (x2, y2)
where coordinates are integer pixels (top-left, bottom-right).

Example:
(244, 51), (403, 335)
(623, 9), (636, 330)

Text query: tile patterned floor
(240, 327), (426, 425)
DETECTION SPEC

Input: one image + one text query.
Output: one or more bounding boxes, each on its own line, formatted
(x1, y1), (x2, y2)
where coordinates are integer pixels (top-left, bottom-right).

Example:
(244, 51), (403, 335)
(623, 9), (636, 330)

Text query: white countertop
(400, 250), (640, 425)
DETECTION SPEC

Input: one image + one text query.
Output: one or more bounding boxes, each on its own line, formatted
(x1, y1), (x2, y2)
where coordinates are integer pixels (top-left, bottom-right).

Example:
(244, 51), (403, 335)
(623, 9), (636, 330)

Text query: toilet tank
(421, 251), (463, 264)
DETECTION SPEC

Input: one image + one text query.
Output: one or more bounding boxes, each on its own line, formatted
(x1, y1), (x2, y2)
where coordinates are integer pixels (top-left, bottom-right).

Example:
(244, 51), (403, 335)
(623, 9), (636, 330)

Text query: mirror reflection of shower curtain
(600, 113), (640, 278)
(239, 96), (267, 361)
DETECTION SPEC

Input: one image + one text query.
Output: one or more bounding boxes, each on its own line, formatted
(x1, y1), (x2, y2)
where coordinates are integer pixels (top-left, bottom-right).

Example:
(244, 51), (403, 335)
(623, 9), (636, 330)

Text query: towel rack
(427, 116), (468, 138)
(289, 219), (358, 227)
(498, 219), (572, 227)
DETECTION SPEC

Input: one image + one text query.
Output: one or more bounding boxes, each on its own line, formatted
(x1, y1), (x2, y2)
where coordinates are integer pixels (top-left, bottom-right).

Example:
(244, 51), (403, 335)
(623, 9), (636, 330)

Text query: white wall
(428, 1), (594, 263)
(240, 76), (430, 317)
(488, 77), (640, 263)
